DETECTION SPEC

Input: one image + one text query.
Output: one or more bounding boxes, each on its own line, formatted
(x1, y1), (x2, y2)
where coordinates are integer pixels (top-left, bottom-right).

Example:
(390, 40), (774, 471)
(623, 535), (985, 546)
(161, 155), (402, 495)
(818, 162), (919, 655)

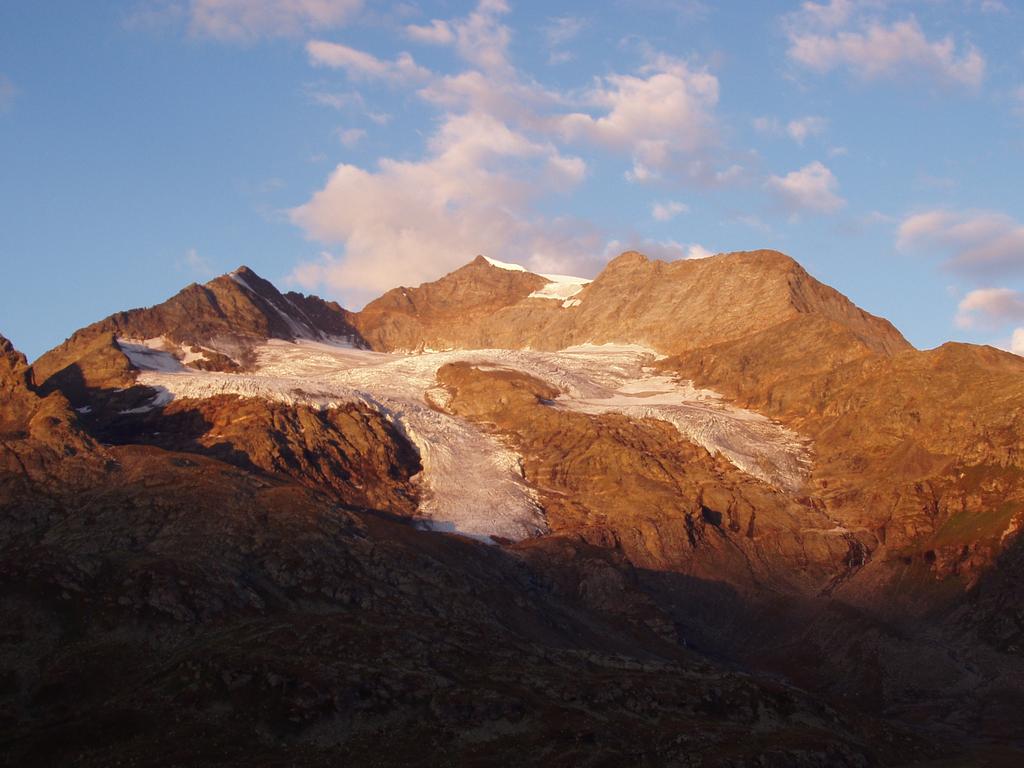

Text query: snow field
(128, 339), (811, 541)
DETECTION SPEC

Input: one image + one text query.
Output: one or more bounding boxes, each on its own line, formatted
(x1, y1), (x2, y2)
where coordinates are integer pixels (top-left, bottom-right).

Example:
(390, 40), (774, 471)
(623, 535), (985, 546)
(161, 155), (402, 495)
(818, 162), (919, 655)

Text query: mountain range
(2, 249), (1023, 766)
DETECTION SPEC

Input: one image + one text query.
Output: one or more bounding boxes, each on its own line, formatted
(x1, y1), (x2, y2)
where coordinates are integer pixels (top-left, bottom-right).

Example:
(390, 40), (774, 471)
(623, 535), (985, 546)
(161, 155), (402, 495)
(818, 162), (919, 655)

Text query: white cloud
(418, 70), (560, 126)
(405, 19), (455, 45)
(0, 74), (16, 112)
(449, 0), (515, 74)
(651, 201), (689, 221)
(787, 14), (985, 88)
(306, 40), (430, 85)
(684, 243), (713, 260)
(786, 115), (827, 143)
(186, 0), (362, 41)
(795, 0), (855, 30)
(289, 1), (731, 300)
(180, 247), (215, 278)
(558, 56), (719, 177)
(289, 112), (597, 304)
(1012, 328), (1024, 356)
(955, 288), (1024, 328)
(766, 161), (845, 215)
(897, 209), (1024, 276)
(401, 1), (517, 73)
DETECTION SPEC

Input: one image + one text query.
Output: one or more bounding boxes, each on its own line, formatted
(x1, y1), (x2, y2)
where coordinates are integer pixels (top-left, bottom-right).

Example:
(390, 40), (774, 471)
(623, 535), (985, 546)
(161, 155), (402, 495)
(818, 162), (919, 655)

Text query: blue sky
(1, 0), (1022, 360)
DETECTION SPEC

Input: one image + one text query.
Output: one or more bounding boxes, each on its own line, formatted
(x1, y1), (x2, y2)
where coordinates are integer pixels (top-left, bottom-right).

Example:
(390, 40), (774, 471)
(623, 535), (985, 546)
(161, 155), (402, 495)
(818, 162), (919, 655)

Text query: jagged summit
(32, 265), (364, 389)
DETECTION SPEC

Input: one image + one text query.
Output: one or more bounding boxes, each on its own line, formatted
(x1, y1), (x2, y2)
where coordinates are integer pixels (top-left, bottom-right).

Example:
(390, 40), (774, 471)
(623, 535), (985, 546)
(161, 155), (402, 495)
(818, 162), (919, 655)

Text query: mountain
(3, 250), (1024, 766)
(32, 266), (361, 391)
(354, 250), (910, 360)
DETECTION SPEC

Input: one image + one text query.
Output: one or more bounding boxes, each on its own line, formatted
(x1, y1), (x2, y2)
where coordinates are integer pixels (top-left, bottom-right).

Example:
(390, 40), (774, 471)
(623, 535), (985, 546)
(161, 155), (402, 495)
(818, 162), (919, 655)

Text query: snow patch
(119, 389), (174, 414)
(528, 273), (590, 305)
(118, 339), (187, 373)
(482, 256), (529, 272)
(483, 256), (590, 308)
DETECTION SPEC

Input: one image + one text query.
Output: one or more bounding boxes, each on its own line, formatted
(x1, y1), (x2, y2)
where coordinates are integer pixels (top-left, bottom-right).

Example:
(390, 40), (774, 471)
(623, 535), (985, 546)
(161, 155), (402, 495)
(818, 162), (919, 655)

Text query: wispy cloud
(651, 200), (689, 221)
(955, 287), (1024, 329)
(337, 127), (366, 147)
(128, 0), (363, 41)
(179, 247), (215, 279)
(766, 161), (845, 215)
(404, 19), (455, 45)
(785, 4), (985, 88)
(306, 40), (430, 85)
(754, 115), (827, 144)
(898, 209), (1024, 277)
(1013, 86), (1024, 118)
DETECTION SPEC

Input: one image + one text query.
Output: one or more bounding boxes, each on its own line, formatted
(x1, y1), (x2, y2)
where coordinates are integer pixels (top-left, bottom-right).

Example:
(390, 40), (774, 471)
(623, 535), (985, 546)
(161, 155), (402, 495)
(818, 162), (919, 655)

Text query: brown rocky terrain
(5, 248), (1024, 765)
(432, 360), (1024, 749)
(0, 333), (935, 767)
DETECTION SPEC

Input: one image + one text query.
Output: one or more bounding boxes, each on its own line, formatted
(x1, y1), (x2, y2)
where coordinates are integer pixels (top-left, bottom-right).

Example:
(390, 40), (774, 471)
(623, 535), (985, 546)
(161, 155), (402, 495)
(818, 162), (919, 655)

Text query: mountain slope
(1, 333), (932, 768)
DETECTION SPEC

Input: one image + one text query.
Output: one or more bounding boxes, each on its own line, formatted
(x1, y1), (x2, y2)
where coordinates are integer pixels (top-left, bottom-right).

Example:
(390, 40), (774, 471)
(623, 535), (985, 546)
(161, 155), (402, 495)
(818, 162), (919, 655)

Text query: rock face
(87, 265), (364, 353)
(32, 266), (363, 389)
(5, 247), (1024, 765)
(436, 361), (848, 594)
(0, 335), (36, 433)
(354, 250), (910, 360)
(354, 255), (552, 350)
(105, 394), (423, 515)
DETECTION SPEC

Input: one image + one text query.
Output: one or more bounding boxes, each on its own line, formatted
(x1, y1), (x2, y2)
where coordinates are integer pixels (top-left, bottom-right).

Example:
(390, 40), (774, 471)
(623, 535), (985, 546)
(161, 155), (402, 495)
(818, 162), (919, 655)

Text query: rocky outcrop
(0, 333), (106, 496)
(665, 330), (1024, 605)
(436, 361), (857, 595)
(0, 335), (36, 433)
(104, 394), (422, 515)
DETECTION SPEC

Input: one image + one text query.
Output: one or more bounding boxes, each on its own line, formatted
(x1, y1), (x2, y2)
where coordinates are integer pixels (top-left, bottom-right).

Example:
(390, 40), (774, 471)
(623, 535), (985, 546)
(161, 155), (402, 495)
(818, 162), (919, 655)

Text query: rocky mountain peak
(0, 334), (29, 379)
(28, 266), (365, 405)
(0, 334), (33, 431)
